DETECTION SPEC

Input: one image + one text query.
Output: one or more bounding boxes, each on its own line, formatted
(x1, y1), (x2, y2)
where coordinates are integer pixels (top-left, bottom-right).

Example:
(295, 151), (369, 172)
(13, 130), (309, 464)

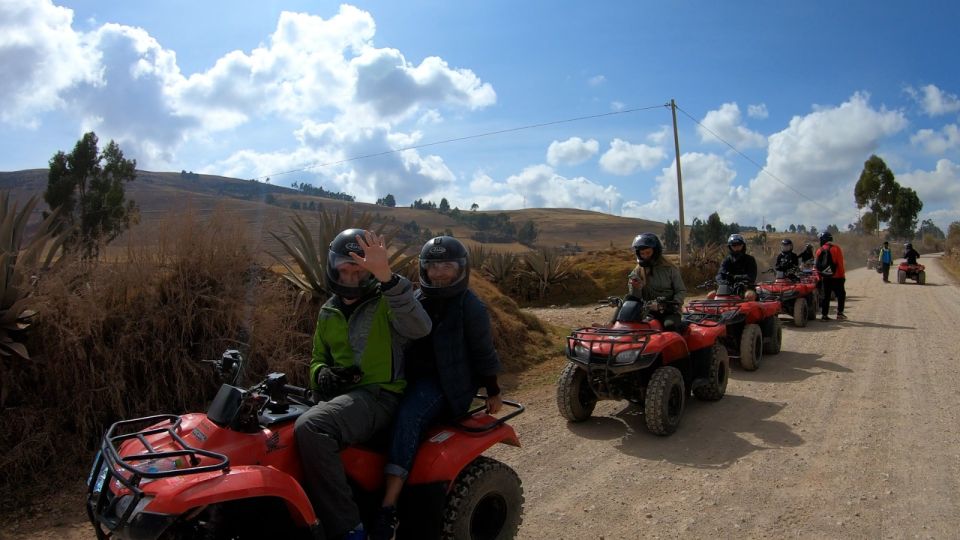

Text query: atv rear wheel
(441, 456), (524, 540)
(897, 269), (906, 284)
(644, 366), (685, 435)
(792, 298), (808, 327)
(762, 316), (782, 355)
(692, 343), (729, 401)
(557, 362), (596, 422)
(807, 291), (819, 321)
(738, 324), (763, 371)
(918, 271), (926, 285)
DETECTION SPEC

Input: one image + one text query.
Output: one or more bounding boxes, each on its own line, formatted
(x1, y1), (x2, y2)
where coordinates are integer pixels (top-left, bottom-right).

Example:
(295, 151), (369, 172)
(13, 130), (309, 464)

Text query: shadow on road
(565, 395), (803, 469)
(730, 351), (851, 383)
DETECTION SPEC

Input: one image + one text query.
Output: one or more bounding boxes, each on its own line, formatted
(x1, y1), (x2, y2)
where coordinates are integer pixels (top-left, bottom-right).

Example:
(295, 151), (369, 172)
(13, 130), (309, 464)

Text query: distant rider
(879, 241), (893, 282)
(774, 238), (801, 276)
(627, 233), (686, 331)
(799, 243), (815, 269)
(903, 242), (920, 266)
(716, 233), (758, 299)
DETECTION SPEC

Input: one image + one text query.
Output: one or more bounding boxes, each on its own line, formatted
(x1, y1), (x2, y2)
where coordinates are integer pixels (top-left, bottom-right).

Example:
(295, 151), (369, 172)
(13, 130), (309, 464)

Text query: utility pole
(670, 99), (686, 265)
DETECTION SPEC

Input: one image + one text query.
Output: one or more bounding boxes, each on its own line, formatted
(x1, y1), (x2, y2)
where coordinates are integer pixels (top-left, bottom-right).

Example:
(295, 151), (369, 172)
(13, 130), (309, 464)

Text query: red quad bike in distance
(897, 261), (926, 284)
(86, 350), (525, 540)
(556, 296), (730, 436)
(756, 267), (820, 328)
(683, 275), (783, 372)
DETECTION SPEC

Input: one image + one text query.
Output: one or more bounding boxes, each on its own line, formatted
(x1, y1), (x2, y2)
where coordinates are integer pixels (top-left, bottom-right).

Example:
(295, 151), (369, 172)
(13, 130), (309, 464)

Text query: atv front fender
(143, 465), (317, 527)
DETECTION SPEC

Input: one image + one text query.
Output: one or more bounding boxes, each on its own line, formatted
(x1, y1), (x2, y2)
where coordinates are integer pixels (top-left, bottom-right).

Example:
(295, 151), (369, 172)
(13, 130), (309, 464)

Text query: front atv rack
(87, 414), (230, 536)
(566, 326), (657, 365)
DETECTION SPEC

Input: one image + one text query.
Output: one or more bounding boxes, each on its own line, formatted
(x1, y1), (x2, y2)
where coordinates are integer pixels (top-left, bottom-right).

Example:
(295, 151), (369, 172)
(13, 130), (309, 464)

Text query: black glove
(315, 365), (363, 400)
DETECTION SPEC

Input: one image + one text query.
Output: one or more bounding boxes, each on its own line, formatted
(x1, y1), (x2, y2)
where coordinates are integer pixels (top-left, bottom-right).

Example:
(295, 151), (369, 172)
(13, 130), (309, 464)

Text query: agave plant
(0, 193), (67, 359)
(479, 250), (517, 285)
(269, 206), (416, 305)
(522, 247), (576, 299)
(468, 244), (489, 271)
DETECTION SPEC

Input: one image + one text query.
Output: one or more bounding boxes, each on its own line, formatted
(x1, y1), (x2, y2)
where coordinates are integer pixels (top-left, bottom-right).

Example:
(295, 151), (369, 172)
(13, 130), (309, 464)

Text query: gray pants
(294, 385), (400, 538)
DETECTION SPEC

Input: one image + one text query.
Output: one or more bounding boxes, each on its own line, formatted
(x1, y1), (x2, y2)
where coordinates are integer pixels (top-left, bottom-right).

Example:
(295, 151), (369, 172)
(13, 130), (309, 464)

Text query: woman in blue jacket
(372, 236), (502, 539)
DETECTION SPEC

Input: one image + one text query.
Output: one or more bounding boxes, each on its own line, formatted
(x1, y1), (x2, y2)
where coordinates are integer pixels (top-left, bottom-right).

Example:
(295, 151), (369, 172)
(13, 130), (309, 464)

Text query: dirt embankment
(5, 255), (959, 539)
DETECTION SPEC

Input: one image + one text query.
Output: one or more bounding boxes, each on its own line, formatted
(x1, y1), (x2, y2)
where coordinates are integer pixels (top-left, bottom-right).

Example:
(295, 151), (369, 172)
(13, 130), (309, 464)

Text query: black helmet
(631, 233), (662, 267)
(805, 243), (813, 251)
(326, 228), (377, 299)
(819, 231), (833, 246)
(780, 238), (794, 252)
(904, 242), (913, 250)
(727, 233), (747, 256)
(419, 236), (469, 298)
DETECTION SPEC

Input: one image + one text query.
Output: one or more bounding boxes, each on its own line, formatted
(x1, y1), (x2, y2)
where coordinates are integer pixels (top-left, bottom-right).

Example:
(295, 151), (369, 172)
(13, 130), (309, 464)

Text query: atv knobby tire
(738, 324), (763, 371)
(792, 298), (808, 327)
(441, 456), (524, 540)
(644, 366), (685, 435)
(897, 269), (906, 284)
(807, 291), (819, 321)
(918, 271), (926, 285)
(557, 362), (596, 422)
(692, 343), (729, 401)
(762, 316), (782, 355)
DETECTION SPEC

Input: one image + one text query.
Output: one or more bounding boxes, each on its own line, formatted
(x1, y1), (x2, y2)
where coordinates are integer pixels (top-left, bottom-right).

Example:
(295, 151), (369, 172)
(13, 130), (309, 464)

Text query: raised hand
(348, 231), (393, 282)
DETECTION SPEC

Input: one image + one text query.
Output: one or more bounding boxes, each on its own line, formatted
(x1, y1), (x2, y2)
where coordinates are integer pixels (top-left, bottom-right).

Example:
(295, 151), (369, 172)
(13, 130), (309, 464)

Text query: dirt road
(490, 254), (960, 539)
(5, 255), (958, 539)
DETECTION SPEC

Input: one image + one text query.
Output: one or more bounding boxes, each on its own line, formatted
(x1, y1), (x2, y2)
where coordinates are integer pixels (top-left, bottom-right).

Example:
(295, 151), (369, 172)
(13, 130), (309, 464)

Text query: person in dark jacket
(372, 236), (502, 540)
(715, 234), (758, 299)
(775, 238), (801, 275)
(903, 242), (920, 265)
(799, 243), (815, 268)
(627, 232), (686, 331)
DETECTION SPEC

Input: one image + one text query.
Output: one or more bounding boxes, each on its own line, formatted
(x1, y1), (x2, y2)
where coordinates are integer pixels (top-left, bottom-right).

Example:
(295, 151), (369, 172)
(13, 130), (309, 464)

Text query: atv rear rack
(87, 414), (230, 534)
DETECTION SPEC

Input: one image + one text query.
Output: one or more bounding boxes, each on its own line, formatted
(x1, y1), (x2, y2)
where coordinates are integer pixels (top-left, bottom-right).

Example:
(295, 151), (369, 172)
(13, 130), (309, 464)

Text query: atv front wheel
(644, 366), (685, 435)
(918, 271), (926, 285)
(762, 316), (782, 355)
(792, 298), (808, 327)
(807, 291), (819, 321)
(557, 362), (597, 422)
(693, 343), (729, 401)
(897, 270), (906, 284)
(739, 324), (763, 371)
(441, 456), (524, 540)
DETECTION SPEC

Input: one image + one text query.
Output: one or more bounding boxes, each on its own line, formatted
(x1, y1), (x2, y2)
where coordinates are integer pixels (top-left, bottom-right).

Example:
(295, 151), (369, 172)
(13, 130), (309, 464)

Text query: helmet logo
(345, 242), (362, 252)
(429, 246), (447, 254)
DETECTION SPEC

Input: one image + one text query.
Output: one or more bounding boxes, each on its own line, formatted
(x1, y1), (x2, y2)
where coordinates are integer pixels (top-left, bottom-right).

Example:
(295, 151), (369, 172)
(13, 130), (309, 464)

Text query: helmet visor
(420, 258), (467, 289)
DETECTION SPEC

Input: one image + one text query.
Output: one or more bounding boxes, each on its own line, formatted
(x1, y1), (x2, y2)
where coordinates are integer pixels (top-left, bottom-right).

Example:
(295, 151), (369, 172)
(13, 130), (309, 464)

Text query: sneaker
(836, 313), (848, 320)
(343, 523), (367, 540)
(369, 506), (398, 540)
(820, 315), (830, 321)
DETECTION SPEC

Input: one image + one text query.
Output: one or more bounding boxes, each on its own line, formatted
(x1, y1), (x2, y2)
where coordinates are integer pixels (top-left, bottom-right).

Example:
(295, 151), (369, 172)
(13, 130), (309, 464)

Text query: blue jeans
(384, 377), (450, 479)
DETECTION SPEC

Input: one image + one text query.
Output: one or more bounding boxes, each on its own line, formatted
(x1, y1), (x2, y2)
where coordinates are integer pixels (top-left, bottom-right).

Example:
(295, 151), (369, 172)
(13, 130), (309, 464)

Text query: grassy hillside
(0, 169), (666, 256)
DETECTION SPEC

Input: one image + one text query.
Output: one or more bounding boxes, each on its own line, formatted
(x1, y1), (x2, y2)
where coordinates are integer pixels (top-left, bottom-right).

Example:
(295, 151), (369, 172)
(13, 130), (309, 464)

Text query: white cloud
(910, 124), (960, 155)
(466, 164), (621, 212)
(898, 159), (960, 231)
(588, 75), (606, 86)
(698, 103), (766, 149)
(747, 103), (769, 119)
(611, 101), (625, 111)
(546, 137), (599, 166)
(599, 138), (666, 175)
(906, 84), (960, 117)
(0, 0), (98, 125)
(747, 92), (908, 229)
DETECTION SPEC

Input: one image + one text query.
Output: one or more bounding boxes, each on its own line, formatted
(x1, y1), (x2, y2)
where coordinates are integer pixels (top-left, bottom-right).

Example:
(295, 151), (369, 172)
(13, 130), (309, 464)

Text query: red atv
(683, 275), (783, 371)
(86, 350), (525, 540)
(557, 296), (729, 436)
(756, 267), (820, 327)
(897, 261), (926, 284)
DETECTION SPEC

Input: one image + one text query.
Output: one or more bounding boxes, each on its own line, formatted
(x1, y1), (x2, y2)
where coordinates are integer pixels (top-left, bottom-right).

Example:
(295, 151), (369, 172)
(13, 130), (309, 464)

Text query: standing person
(627, 233), (686, 331)
(799, 243), (816, 269)
(879, 241), (893, 282)
(814, 231), (847, 321)
(372, 236), (502, 540)
(903, 242), (920, 265)
(715, 234), (758, 300)
(294, 229), (431, 540)
(775, 238), (801, 275)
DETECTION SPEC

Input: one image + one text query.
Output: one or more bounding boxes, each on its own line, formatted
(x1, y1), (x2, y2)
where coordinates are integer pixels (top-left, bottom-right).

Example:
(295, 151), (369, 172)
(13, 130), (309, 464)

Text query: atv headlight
(781, 290), (798, 299)
(613, 349), (641, 365)
(569, 342), (591, 361)
(113, 495), (154, 522)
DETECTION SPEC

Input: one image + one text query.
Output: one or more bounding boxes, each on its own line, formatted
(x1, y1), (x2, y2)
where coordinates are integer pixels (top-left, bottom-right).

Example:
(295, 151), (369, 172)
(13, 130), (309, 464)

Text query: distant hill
(0, 169), (666, 257)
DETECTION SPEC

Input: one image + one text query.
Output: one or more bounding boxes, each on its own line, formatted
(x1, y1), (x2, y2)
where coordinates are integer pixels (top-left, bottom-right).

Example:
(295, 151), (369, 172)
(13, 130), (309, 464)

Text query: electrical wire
(251, 104), (668, 181)
(674, 103), (833, 214)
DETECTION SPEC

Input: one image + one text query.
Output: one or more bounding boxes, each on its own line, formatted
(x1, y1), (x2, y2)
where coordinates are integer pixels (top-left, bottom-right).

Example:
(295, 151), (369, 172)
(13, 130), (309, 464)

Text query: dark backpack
(816, 245), (834, 275)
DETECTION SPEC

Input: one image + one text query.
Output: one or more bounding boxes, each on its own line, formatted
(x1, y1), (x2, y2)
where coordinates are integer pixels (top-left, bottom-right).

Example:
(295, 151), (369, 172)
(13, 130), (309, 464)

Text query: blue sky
(2, 1), (959, 232)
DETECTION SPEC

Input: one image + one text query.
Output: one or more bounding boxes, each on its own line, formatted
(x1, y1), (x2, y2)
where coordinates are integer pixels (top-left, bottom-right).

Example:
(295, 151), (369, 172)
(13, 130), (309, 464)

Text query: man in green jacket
(627, 233), (686, 331)
(294, 228), (431, 540)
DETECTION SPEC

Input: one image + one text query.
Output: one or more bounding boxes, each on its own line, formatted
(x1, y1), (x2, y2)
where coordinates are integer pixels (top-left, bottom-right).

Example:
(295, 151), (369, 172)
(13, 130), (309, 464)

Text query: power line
(674, 104), (833, 214)
(252, 104), (668, 181)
